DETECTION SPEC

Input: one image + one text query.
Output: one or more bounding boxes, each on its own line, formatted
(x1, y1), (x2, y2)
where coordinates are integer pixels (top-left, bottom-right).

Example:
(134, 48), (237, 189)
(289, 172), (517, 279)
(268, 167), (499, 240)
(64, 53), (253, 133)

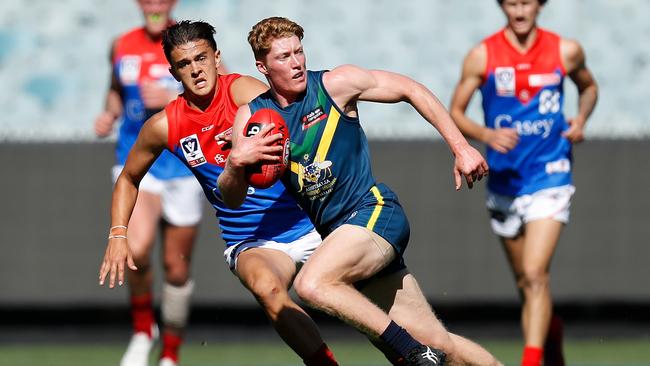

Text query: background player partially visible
(449, 1), (598, 365)
(93, 2), (225, 365)
(99, 20), (340, 366)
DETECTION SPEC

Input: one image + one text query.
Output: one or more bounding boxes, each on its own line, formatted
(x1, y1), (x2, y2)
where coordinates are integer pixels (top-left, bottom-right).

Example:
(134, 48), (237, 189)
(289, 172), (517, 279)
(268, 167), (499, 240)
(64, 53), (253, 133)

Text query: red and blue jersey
(113, 27), (190, 180)
(166, 74), (313, 246)
(480, 28), (572, 196)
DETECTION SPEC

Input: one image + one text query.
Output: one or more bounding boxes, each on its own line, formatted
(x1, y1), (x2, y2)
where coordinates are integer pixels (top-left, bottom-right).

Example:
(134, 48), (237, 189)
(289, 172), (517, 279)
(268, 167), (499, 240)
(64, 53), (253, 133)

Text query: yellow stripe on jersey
(367, 186), (385, 231)
(315, 106), (340, 160)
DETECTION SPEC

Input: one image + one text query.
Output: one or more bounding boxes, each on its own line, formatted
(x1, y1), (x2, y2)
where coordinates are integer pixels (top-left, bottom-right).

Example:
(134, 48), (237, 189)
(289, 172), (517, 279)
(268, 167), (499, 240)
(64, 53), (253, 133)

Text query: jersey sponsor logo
(180, 134), (207, 167)
(125, 99), (145, 121)
(495, 67), (515, 96)
(529, 73), (561, 87)
(494, 114), (555, 138)
(201, 124), (214, 132)
(119, 55), (142, 85)
(301, 106), (327, 130)
(538, 90), (561, 114)
(545, 158), (571, 174)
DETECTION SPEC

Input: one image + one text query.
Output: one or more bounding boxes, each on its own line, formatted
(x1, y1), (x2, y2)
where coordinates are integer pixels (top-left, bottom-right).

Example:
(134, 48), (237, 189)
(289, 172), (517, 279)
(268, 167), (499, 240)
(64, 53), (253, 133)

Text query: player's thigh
(299, 224), (395, 284)
(522, 218), (563, 272)
(500, 235), (526, 278)
(362, 269), (451, 347)
(128, 190), (162, 259)
(236, 248), (297, 293)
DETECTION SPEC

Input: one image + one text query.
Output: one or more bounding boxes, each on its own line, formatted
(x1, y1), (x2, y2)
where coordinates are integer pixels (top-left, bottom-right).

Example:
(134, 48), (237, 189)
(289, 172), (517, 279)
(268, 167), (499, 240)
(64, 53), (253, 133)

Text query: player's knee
(247, 274), (288, 311)
(293, 271), (323, 306)
(163, 257), (191, 285)
(519, 268), (549, 292)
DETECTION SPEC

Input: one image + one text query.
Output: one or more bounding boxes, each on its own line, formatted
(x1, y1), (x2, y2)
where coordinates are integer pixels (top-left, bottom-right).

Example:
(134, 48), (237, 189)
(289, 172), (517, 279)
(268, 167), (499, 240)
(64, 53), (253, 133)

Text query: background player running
(449, 1), (598, 365)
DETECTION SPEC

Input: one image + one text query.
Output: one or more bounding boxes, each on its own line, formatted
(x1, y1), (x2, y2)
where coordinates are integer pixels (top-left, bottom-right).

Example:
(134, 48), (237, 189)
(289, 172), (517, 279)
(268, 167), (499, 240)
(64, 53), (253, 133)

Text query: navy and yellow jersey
(249, 70), (378, 234)
(250, 69), (411, 268)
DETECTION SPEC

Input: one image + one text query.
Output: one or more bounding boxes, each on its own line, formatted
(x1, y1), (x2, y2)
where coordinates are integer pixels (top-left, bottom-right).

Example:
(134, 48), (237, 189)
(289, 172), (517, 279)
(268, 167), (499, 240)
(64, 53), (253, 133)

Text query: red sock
(130, 293), (154, 337)
(303, 343), (339, 366)
(521, 346), (543, 366)
(160, 332), (183, 362)
(544, 314), (565, 366)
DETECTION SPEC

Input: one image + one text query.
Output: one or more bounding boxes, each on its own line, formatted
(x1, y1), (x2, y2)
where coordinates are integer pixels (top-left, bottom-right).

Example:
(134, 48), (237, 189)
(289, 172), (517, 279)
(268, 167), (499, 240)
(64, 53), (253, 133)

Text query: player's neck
(270, 87), (302, 108)
(504, 26), (538, 53)
(186, 79), (219, 112)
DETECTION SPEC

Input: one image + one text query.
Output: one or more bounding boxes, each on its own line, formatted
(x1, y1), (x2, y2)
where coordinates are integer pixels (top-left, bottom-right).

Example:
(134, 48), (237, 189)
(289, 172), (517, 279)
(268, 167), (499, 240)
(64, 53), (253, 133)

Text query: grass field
(1, 338), (649, 366)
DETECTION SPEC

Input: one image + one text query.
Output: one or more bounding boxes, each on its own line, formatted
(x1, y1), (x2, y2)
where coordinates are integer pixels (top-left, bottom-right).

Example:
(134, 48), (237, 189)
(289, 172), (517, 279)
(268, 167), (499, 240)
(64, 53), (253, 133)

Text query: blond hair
(248, 17), (304, 60)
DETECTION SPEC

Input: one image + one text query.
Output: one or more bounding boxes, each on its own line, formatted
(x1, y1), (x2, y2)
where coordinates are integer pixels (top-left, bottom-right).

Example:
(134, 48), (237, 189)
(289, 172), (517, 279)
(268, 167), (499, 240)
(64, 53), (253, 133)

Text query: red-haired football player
(220, 16), (499, 366)
(450, 1), (598, 365)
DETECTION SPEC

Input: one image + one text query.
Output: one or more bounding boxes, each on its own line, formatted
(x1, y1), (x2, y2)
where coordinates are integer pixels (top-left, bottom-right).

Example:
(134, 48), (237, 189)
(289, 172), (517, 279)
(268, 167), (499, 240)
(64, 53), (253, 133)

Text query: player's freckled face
(259, 36), (307, 98)
(170, 40), (220, 99)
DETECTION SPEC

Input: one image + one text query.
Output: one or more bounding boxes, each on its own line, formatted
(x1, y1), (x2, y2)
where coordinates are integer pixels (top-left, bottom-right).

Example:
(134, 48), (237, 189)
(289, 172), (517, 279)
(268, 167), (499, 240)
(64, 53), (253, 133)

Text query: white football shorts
(486, 184), (575, 238)
(112, 165), (204, 226)
(223, 229), (322, 271)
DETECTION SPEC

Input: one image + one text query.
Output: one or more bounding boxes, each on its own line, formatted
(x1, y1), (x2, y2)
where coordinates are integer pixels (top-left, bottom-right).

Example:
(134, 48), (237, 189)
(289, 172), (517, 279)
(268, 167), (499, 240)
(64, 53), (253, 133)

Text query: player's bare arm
(561, 39), (599, 143)
(95, 42), (124, 137)
(325, 64), (488, 190)
(99, 111), (169, 288)
(450, 44), (519, 153)
(218, 105), (283, 209)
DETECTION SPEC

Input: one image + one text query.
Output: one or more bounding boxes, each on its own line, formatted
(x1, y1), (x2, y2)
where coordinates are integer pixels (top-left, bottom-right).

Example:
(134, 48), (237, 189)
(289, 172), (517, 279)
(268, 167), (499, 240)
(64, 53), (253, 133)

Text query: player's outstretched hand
(99, 238), (137, 288)
(454, 144), (489, 191)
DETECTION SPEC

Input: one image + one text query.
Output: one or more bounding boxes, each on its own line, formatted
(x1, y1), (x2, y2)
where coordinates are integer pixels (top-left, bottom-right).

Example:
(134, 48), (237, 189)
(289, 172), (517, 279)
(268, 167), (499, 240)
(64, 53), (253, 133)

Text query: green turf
(0, 339), (648, 366)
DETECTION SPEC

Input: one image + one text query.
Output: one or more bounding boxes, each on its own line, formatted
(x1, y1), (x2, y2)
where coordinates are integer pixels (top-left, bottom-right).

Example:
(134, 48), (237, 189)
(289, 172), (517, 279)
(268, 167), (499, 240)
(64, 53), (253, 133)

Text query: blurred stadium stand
(1, 0), (650, 141)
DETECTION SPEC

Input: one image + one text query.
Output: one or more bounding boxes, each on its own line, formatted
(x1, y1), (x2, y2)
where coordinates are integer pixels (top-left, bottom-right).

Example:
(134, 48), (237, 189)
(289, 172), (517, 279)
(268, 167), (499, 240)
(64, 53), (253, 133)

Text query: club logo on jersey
(214, 154), (226, 164)
(301, 106), (327, 130)
(295, 154), (336, 200)
(495, 67), (515, 96)
(538, 90), (561, 114)
(180, 134), (206, 167)
(119, 55), (142, 85)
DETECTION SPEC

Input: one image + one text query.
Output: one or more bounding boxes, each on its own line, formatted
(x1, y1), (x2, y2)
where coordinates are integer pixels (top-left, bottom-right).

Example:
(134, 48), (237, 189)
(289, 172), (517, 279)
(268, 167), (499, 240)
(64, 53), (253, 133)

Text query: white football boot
(119, 324), (159, 366)
(158, 357), (178, 366)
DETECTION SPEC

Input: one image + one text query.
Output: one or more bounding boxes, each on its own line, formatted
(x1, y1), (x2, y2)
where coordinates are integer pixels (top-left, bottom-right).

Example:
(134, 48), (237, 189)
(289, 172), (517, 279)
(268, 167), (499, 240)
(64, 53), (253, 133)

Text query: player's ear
(214, 49), (222, 69)
(256, 60), (268, 75)
(169, 67), (181, 82)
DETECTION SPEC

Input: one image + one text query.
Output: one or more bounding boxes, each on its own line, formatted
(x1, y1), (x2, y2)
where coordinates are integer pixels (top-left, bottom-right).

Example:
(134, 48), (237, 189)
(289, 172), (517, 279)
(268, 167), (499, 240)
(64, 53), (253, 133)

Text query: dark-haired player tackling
(99, 20), (339, 366)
